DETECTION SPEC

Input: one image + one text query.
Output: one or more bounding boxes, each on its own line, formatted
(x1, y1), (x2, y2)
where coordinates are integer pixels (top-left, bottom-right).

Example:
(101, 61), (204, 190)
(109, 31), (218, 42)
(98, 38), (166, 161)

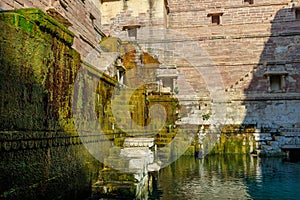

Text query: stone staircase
(225, 66), (259, 93)
(111, 86), (151, 139)
(225, 32), (300, 94)
(253, 128), (300, 156)
(134, 45), (144, 68)
(155, 124), (198, 165)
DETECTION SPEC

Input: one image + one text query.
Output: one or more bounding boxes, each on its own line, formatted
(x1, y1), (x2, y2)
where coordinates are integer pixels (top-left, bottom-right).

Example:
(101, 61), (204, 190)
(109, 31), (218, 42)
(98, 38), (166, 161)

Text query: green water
(149, 155), (300, 200)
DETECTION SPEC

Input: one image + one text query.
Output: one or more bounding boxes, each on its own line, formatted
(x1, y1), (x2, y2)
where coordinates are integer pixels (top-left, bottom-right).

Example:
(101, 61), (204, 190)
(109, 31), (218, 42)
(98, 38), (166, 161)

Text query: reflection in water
(150, 155), (300, 200)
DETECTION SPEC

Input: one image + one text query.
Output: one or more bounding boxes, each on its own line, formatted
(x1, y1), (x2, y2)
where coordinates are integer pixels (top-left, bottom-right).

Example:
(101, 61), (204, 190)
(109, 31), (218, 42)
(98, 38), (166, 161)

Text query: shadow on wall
(0, 9), (101, 200)
(242, 8), (300, 130)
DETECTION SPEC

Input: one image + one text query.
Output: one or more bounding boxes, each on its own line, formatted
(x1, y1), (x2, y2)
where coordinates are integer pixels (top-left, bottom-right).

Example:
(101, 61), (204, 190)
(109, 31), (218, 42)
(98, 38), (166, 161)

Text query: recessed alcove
(207, 13), (223, 25)
(264, 64), (288, 93)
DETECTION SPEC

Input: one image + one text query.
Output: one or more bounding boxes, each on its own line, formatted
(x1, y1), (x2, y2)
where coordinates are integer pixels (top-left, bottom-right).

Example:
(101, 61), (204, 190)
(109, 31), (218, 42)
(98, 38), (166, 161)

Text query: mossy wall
(0, 8), (77, 131)
(147, 93), (179, 146)
(0, 9), (102, 200)
(209, 125), (256, 155)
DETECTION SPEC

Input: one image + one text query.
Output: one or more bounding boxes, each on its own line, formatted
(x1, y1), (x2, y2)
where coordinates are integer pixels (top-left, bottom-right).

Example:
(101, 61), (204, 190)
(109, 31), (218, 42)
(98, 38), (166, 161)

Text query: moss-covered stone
(0, 8), (74, 45)
(0, 9), (102, 200)
(210, 132), (254, 155)
(0, 8), (79, 132)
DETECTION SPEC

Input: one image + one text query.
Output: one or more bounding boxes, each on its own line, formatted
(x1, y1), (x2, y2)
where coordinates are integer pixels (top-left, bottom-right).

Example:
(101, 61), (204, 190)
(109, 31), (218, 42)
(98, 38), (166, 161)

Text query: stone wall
(0, 0), (104, 58)
(0, 8), (115, 199)
(168, 0), (300, 128)
(100, 0), (167, 40)
(97, 0), (300, 156)
(100, 0), (300, 129)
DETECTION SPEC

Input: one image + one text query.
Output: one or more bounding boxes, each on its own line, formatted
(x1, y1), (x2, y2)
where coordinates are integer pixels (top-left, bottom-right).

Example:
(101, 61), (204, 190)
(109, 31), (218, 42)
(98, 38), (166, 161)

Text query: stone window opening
(266, 74), (287, 93)
(164, 0), (170, 15)
(244, 0), (254, 5)
(128, 28), (137, 38)
(115, 57), (126, 85)
(270, 75), (282, 91)
(123, 25), (140, 40)
(207, 13), (223, 25)
(212, 15), (220, 25)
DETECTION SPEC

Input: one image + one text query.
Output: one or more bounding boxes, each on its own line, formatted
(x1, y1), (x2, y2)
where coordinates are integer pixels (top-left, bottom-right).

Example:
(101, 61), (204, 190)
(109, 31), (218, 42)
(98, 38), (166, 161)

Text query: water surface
(150, 155), (300, 200)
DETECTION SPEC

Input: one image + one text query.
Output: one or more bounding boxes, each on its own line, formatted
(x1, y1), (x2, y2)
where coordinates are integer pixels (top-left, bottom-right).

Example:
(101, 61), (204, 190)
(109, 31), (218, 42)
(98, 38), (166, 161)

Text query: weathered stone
(123, 138), (154, 148)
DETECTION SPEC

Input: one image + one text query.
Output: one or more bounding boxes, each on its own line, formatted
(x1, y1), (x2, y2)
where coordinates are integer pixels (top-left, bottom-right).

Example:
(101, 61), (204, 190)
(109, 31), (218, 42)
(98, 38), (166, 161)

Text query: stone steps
(253, 133), (272, 141)
(254, 129), (300, 156)
(225, 66), (258, 92)
(281, 132), (300, 137)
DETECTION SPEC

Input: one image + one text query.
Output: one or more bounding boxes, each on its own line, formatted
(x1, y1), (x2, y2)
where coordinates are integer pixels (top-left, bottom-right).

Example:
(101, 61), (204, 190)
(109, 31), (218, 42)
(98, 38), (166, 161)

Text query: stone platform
(92, 138), (160, 199)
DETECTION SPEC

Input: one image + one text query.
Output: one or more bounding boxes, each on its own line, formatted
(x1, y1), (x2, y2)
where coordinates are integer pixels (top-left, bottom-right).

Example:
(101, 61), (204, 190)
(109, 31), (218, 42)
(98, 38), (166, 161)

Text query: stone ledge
(0, 8), (74, 46)
(123, 138), (154, 148)
(281, 144), (300, 149)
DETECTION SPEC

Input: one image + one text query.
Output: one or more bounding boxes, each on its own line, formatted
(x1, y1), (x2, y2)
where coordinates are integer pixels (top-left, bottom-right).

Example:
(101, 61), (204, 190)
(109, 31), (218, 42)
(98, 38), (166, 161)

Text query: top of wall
(0, 8), (75, 46)
(0, 0), (104, 58)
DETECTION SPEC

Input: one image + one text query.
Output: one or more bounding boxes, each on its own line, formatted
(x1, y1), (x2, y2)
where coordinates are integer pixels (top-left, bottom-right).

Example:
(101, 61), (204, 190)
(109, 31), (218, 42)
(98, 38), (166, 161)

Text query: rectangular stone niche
(207, 13), (223, 25)
(264, 65), (288, 93)
(244, 0), (254, 5)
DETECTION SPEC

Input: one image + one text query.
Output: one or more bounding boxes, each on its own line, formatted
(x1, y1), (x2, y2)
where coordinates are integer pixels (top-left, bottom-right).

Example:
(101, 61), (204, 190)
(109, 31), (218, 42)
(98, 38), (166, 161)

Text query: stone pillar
(267, 76), (271, 92)
(281, 75), (286, 91)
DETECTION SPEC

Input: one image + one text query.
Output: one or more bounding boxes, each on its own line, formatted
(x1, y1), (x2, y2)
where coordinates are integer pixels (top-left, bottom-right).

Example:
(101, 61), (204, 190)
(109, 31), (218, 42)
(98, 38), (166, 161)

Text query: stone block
(269, 141), (279, 147)
(261, 145), (273, 151)
(129, 158), (146, 170)
(274, 136), (286, 144)
(253, 133), (272, 141)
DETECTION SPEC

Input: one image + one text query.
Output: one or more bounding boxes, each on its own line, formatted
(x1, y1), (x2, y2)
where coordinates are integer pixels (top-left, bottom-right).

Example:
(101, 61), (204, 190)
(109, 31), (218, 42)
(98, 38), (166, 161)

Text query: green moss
(99, 37), (121, 52)
(209, 133), (254, 155)
(0, 9), (74, 46)
(0, 9), (80, 131)
(183, 146), (195, 156)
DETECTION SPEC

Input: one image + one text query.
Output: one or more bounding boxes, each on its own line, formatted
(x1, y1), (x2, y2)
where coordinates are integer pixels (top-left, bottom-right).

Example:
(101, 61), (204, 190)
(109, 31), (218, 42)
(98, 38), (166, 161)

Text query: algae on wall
(0, 8), (79, 131)
(0, 8), (102, 200)
(209, 125), (256, 155)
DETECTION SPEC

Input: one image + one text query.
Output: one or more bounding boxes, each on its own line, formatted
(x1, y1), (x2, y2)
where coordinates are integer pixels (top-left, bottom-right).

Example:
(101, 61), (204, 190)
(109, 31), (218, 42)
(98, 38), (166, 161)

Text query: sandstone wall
(100, 0), (167, 39)
(0, 8), (115, 199)
(0, 0), (103, 58)
(100, 0), (300, 128)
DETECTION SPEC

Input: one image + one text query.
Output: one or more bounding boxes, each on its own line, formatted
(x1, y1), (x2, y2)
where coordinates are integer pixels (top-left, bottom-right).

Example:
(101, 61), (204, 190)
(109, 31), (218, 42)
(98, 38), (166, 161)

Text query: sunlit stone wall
(100, 0), (300, 129)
